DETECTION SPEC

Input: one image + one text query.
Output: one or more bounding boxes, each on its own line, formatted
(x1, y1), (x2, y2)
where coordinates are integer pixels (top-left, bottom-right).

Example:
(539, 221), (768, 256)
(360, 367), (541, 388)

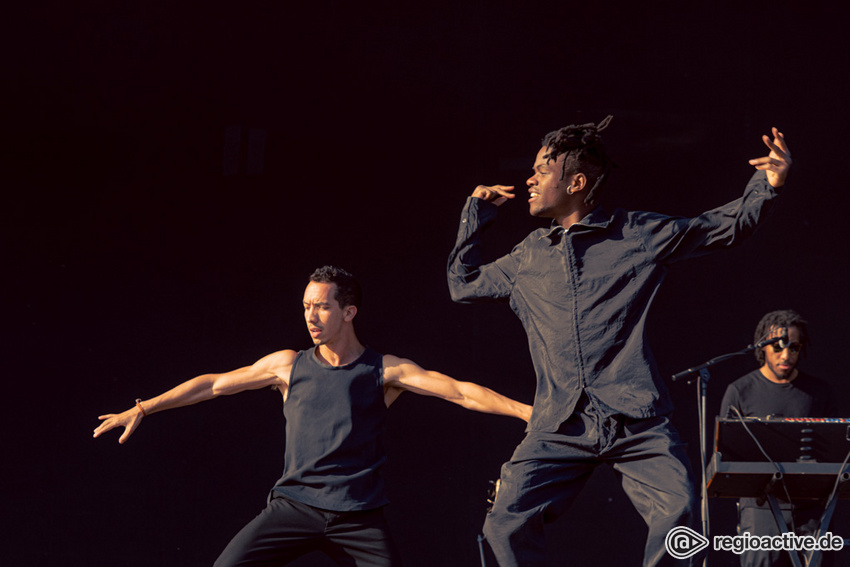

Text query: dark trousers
(738, 503), (828, 567)
(214, 493), (402, 566)
(483, 399), (699, 567)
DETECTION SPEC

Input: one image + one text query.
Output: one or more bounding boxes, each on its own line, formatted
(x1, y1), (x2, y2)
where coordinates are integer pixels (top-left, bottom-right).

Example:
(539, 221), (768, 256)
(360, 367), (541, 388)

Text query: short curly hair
(753, 309), (809, 365)
(309, 266), (362, 309)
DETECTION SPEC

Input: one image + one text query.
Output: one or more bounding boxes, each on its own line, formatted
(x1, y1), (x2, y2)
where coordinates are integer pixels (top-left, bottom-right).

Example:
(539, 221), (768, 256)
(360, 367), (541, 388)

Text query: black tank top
(272, 346), (389, 511)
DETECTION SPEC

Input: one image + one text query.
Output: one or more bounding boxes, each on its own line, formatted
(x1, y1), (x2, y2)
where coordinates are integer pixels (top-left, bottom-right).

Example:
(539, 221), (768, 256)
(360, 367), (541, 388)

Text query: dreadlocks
(753, 309), (809, 366)
(541, 115), (615, 206)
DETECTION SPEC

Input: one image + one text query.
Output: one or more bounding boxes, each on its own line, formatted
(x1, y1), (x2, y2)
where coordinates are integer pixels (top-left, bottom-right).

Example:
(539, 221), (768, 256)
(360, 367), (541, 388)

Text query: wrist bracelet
(135, 398), (147, 417)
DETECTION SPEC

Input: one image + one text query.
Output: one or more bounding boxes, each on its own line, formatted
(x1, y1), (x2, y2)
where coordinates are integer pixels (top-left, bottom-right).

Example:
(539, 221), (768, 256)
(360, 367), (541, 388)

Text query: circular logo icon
(665, 526), (709, 560)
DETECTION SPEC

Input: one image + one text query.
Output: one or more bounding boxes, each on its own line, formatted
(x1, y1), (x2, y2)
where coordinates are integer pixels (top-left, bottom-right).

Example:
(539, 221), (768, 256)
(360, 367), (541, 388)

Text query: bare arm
(382, 354), (531, 422)
(93, 350), (296, 444)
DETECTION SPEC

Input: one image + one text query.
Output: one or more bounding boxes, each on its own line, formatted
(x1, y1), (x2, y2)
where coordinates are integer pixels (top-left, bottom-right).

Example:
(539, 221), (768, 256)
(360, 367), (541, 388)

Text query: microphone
(777, 332), (789, 350)
(753, 327), (789, 350)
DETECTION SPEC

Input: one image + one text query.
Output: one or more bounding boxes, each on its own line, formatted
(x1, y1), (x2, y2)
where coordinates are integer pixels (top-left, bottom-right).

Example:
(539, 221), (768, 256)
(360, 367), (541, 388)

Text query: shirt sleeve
(447, 197), (518, 303)
(719, 383), (744, 419)
(642, 171), (780, 265)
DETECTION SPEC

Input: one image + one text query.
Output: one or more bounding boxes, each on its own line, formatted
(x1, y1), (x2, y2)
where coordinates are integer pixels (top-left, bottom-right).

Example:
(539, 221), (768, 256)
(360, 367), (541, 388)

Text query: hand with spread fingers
(472, 184), (515, 206)
(749, 127), (792, 188)
(93, 406), (144, 444)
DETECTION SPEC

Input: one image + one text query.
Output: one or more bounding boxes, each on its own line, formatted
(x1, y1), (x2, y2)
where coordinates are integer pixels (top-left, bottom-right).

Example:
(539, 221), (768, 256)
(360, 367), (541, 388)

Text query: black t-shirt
(719, 369), (837, 510)
(719, 369), (836, 419)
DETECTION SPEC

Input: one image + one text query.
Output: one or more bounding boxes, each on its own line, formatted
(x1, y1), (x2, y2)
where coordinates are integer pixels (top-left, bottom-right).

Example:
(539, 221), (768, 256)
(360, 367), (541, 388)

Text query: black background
(5, 1), (850, 565)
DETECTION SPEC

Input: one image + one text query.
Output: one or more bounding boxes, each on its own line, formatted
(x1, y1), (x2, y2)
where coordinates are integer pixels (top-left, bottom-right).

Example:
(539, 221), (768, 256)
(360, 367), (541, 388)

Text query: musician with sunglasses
(719, 309), (837, 567)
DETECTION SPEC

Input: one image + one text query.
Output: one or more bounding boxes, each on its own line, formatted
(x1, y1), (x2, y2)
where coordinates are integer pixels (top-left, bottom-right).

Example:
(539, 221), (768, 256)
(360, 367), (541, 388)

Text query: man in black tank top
(94, 266), (531, 566)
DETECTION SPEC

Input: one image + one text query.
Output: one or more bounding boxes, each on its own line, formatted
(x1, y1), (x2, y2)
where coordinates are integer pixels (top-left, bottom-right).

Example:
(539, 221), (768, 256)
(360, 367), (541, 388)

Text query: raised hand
(472, 184), (515, 206)
(749, 127), (791, 188)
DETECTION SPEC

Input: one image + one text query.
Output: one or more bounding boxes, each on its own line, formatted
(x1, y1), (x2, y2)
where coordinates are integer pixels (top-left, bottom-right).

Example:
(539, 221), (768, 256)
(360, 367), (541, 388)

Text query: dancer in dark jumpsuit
(447, 118), (792, 566)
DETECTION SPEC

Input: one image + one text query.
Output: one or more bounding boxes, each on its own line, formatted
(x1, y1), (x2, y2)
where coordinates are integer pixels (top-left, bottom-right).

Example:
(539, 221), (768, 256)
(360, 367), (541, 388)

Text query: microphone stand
(671, 334), (783, 566)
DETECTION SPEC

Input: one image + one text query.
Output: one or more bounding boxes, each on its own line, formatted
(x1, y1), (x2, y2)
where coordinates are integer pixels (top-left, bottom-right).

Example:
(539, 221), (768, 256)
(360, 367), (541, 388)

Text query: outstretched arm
(749, 127), (791, 188)
(93, 350), (296, 444)
(382, 354), (531, 421)
(650, 127), (792, 265)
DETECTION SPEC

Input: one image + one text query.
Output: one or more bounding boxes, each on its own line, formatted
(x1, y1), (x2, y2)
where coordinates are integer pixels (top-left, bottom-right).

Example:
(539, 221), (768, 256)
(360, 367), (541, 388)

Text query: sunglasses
(770, 342), (802, 353)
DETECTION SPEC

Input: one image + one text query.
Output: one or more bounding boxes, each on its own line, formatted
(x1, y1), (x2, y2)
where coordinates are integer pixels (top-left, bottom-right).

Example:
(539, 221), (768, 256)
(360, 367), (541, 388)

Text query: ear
(343, 305), (358, 322)
(568, 172), (588, 193)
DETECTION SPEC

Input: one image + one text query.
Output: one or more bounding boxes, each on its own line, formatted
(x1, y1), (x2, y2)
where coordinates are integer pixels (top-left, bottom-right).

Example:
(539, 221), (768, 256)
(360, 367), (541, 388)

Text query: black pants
(738, 502), (829, 567)
(214, 493), (402, 566)
(483, 398), (699, 567)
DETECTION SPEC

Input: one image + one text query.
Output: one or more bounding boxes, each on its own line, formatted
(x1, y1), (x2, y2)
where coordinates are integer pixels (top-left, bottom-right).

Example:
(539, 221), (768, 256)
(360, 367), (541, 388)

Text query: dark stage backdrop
(5, 2), (850, 566)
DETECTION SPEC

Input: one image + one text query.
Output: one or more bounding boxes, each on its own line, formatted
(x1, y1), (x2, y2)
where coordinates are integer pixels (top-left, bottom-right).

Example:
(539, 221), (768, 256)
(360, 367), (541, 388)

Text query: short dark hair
(309, 266), (362, 309)
(753, 309), (809, 365)
(541, 115), (615, 206)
